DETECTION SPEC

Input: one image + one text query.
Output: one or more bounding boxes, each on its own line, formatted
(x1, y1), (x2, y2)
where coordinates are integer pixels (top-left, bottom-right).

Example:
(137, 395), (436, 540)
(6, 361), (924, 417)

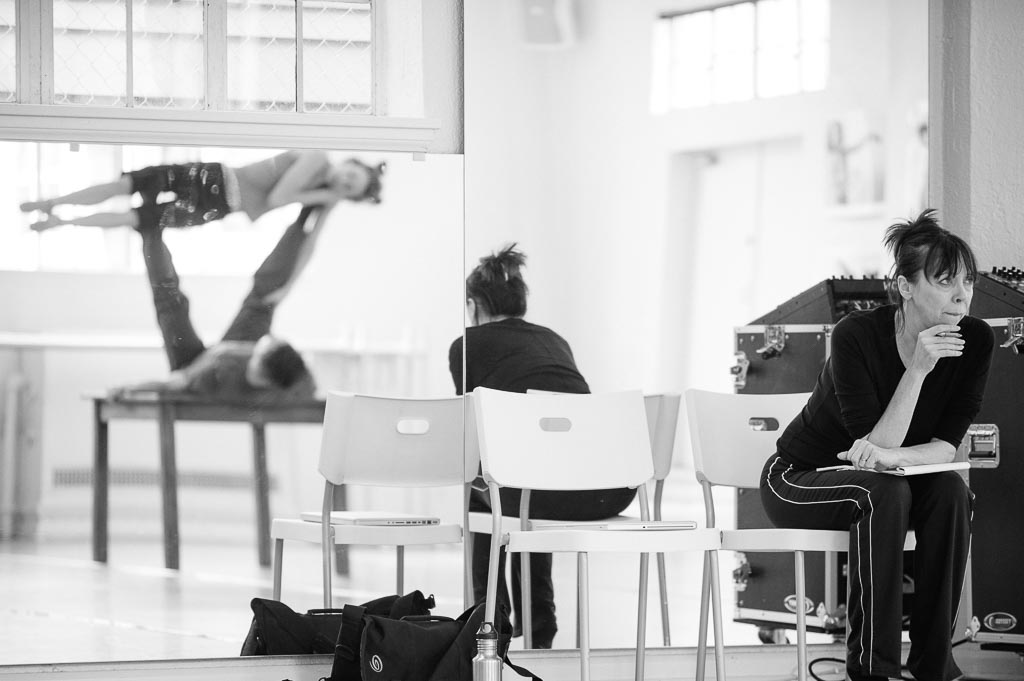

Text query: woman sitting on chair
(759, 209), (994, 681)
(449, 244), (637, 649)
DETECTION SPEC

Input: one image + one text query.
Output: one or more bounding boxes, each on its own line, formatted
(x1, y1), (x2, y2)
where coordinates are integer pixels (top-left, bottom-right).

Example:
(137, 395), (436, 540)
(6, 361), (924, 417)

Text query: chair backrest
(317, 392), (475, 487)
(685, 389), (810, 489)
(525, 390), (680, 481)
(473, 387), (653, 491)
(645, 393), (681, 481)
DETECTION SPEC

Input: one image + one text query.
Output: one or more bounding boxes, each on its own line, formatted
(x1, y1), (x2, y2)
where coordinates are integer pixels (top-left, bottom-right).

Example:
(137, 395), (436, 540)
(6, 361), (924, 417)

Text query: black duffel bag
(240, 591), (435, 656)
(330, 599), (539, 681)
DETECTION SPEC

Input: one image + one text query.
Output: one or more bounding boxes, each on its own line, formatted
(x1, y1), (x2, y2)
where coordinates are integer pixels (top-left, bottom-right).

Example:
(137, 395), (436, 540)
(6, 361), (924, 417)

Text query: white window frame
(1, 0), (439, 152)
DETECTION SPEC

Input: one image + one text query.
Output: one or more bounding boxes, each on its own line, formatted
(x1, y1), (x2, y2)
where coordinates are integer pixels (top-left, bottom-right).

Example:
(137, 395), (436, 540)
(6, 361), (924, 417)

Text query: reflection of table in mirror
(90, 392), (326, 570)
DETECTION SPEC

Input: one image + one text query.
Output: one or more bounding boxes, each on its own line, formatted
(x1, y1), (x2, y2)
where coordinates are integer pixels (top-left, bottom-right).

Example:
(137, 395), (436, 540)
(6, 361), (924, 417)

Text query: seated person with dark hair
(449, 243), (637, 649)
(115, 205), (328, 401)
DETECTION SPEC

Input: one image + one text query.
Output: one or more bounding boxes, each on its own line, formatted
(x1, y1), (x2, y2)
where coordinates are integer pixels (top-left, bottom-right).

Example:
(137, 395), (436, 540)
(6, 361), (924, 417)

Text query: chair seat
(723, 528), (917, 553)
(507, 527), (721, 554)
(467, 510), (638, 534)
(723, 528), (850, 552)
(272, 518), (463, 546)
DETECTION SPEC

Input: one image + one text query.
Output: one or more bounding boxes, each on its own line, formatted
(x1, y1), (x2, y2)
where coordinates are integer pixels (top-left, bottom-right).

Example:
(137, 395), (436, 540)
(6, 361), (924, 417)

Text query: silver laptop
(300, 510), (441, 526)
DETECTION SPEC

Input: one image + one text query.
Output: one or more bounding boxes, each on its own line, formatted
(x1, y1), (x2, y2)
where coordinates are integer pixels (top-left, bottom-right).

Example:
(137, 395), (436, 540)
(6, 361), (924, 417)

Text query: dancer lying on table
(111, 204), (339, 402)
(21, 150), (384, 231)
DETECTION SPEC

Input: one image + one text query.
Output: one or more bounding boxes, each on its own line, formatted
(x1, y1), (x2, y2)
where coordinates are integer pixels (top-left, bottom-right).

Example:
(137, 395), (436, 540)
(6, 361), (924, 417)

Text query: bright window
(0, 0), (15, 103)
(651, 0), (829, 112)
(8, 0), (373, 113)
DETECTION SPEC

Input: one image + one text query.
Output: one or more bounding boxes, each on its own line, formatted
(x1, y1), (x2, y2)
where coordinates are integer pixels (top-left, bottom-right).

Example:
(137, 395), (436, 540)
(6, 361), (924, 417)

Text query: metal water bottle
(473, 621), (502, 681)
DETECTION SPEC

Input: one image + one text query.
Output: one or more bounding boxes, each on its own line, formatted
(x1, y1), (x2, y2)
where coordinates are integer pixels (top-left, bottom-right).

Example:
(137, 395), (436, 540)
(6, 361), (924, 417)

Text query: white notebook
(535, 519), (698, 531)
(815, 461), (970, 476)
(300, 511), (440, 526)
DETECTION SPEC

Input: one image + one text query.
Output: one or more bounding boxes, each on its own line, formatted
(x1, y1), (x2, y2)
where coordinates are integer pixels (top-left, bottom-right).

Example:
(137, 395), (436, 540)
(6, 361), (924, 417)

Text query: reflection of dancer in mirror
(113, 205), (336, 401)
(21, 150), (384, 231)
(760, 210), (993, 681)
(449, 244), (637, 649)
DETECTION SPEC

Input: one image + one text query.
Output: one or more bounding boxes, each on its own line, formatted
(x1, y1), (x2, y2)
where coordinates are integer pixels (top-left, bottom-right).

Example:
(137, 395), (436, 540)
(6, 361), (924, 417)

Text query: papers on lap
(815, 461), (970, 476)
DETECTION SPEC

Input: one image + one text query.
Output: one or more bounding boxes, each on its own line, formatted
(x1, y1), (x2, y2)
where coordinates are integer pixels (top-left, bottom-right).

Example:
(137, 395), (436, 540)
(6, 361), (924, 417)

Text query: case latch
(731, 351), (750, 390)
(999, 317), (1024, 354)
(755, 325), (786, 360)
(962, 424), (1000, 468)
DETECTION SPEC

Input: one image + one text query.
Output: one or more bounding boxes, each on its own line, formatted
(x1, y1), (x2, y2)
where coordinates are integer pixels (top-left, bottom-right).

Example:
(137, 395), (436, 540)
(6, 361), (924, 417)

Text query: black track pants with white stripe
(759, 456), (972, 681)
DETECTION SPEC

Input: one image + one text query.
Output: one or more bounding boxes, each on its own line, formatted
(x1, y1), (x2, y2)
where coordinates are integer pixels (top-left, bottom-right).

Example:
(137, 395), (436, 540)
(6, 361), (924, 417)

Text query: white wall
(465, 0), (928, 395)
(967, 1), (1024, 265)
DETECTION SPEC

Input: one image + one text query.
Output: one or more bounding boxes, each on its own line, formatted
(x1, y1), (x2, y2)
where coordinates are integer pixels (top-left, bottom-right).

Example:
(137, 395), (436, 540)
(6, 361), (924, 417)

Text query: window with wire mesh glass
(0, 0), (14, 103)
(650, 0), (829, 112)
(23, 0), (372, 112)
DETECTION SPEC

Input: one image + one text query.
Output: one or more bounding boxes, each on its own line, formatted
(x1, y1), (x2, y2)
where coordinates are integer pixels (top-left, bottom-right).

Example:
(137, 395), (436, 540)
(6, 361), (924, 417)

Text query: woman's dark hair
(261, 342), (309, 389)
(347, 159), (386, 204)
(466, 243), (529, 318)
(883, 208), (978, 331)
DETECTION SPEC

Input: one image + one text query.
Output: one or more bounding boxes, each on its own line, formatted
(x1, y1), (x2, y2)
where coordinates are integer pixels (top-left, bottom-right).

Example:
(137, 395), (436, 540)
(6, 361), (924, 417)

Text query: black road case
(731, 273), (1024, 639)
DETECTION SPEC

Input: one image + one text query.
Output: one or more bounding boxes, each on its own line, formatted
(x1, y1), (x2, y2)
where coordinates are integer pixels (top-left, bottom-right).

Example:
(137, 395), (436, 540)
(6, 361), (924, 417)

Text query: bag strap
(335, 604), (367, 662)
(504, 651), (543, 681)
(399, 615), (456, 623)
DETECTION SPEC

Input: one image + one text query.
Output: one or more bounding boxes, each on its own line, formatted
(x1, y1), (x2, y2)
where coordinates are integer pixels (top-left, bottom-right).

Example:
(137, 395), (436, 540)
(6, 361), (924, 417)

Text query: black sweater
(449, 318), (589, 395)
(777, 305), (994, 469)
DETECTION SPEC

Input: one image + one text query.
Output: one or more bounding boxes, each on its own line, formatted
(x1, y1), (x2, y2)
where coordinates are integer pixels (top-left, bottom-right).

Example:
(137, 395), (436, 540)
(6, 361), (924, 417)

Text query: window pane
(756, 0), (800, 98)
(800, 41), (828, 91)
(800, 0), (830, 43)
(30, 143), (126, 271)
(649, 19), (671, 114)
(302, 1), (372, 113)
(670, 11), (712, 109)
(757, 0), (798, 49)
(714, 52), (755, 103)
(53, 0), (128, 106)
(0, 0), (14, 103)
(712, 3), (754, 103)
(758, 48), (799, 97)
(227, 0), (297, 112)
(132, 0), (205, 109)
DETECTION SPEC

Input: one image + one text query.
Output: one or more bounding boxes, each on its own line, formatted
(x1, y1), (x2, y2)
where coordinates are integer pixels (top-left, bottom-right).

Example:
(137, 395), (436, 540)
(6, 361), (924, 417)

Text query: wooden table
(91, 392), (326, 570)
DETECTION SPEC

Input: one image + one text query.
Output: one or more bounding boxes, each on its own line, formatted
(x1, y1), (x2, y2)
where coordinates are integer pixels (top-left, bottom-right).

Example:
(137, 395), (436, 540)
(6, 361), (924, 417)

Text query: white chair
(270, 392), (475, 608)
(474, 387), (724, 681)
(685, 389), (916, 681)
(466, 392), (682, 648)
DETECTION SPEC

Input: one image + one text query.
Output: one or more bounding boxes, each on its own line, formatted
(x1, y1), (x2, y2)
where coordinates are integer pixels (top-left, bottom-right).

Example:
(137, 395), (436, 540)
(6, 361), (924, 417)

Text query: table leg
(252, 423), (271, 567)
(92, 399), (108, 563)
(158, 403), (180, 570)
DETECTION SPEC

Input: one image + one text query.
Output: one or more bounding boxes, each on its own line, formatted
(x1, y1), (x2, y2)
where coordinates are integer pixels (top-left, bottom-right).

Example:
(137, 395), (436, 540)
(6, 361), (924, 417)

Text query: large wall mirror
(0, 141), (465, 664)
(465, 0), (927, 650)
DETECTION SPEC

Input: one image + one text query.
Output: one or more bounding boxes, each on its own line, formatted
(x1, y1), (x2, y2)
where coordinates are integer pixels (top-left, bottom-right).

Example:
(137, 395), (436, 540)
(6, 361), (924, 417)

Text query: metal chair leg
(636, 552), (650, 681)
(522, 551), (533, 648)
(657, 551), (671, 646)
(696, 551), (712, 681)
(272, 538), (284, 600)
(709, 550), (726, 681)
(397, 545), (405, 594)
(795, 551), (808, 681)
(578, 552), (591, 681)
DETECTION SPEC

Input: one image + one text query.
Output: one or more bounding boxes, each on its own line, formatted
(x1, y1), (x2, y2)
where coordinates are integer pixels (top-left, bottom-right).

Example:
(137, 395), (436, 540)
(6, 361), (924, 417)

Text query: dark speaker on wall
(521, 0), (576, 48)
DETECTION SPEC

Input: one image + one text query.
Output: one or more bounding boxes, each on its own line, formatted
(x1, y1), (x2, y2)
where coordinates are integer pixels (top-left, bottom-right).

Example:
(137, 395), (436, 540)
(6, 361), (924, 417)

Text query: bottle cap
(477, 621), (498, 639)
